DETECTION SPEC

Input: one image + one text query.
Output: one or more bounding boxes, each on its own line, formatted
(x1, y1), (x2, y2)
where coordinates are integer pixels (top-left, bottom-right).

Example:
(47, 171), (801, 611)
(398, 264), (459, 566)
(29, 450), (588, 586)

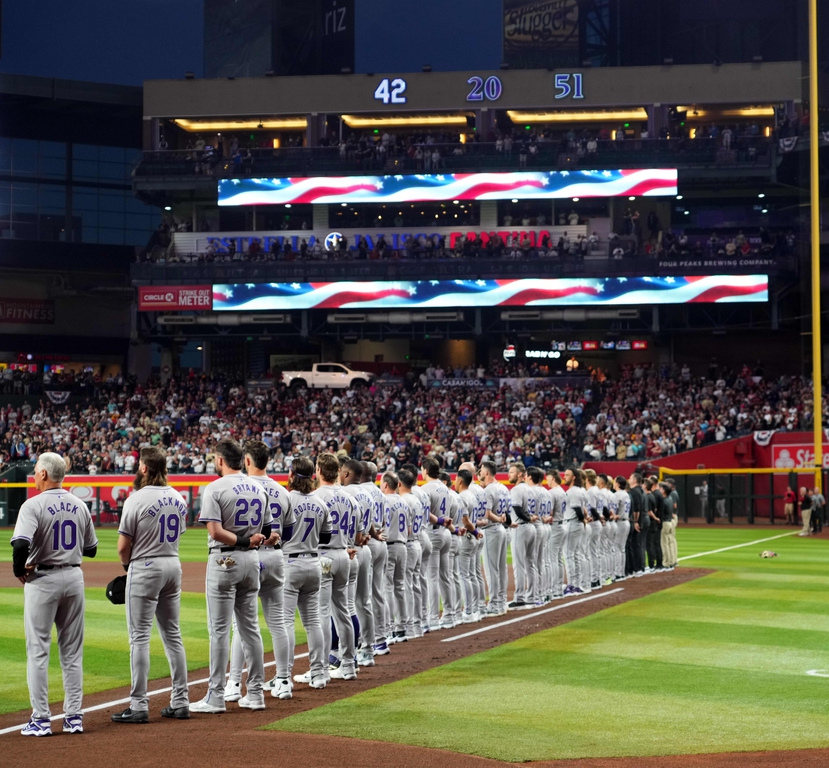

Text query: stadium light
(507, 108), (647, 123)
(174, 117), (307, 131)
(342, 114), (469, 127)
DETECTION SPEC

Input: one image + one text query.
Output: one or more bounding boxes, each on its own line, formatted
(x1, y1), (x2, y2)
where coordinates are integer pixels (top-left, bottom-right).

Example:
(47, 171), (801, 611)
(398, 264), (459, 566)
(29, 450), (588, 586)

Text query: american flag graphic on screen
(217, 169), (678, 206)
(212, 276), (768, 311)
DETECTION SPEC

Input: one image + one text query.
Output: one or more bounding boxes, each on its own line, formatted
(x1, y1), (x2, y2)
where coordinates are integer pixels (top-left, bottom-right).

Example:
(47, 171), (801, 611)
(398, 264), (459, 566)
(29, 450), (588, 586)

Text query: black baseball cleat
(111, 708), (149, 724)
(508, 600), (527, 609)
(161, 706), (190, 720)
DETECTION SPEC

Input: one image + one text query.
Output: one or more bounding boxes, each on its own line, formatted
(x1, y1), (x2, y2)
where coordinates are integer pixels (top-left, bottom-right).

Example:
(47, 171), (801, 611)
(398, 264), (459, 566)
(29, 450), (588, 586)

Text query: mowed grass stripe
(0, 588), (307, 715)
(268, 528), (829, 761)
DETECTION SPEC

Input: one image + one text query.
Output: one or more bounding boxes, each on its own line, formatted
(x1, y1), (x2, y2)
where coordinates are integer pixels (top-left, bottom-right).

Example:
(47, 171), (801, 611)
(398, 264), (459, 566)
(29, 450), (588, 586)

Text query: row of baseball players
(10, 442), (678, 734)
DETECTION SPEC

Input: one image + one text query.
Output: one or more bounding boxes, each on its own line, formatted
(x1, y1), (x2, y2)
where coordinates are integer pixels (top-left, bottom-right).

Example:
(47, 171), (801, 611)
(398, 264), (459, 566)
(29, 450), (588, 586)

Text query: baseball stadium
(1, 1), (829, 766)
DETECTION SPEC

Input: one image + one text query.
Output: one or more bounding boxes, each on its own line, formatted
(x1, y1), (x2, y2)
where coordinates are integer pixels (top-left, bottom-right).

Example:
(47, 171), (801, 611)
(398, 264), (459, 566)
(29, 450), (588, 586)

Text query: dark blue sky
(1, 0), (502, 85)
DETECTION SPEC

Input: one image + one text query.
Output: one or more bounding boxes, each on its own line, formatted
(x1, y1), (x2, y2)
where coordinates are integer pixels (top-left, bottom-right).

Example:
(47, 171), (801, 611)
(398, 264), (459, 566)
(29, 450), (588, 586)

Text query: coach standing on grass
(112, 446), (190, 724)
(11, 452), (98, 737)
(627, 473), (645, 577)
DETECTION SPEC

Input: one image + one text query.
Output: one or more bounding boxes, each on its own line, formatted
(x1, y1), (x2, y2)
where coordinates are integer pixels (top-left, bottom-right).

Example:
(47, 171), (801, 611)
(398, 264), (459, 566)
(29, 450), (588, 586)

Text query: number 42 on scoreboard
(374, 78), (407, 104)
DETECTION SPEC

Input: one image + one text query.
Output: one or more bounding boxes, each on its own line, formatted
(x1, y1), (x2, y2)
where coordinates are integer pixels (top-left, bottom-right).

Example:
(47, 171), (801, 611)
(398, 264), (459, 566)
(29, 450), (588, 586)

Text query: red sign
(583, 341), (598, 351)
(0, 298), (55, 324)
(632, 340), (649, 350)
(138, 286), (212, 311)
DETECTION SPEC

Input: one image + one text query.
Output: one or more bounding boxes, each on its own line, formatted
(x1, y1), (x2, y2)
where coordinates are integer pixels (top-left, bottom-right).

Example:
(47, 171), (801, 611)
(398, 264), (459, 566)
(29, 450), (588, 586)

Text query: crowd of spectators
(1, 359), (826, 477)
(580, 362), (821, 461)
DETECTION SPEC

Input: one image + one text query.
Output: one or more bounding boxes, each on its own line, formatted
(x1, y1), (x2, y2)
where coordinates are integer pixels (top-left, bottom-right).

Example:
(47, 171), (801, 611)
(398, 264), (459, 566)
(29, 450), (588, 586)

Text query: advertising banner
(0, 298), (55, 324)
(212, 275), (769, 311)
(138, 285), (212, 311)
(504, 0), (580, 70)
(217, 169), (678, 207)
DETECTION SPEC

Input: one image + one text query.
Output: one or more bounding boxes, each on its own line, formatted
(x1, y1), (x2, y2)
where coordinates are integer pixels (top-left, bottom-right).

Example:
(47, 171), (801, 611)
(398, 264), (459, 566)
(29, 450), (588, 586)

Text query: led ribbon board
(217, 169), (678, 206)
(212, 275), (768, 311)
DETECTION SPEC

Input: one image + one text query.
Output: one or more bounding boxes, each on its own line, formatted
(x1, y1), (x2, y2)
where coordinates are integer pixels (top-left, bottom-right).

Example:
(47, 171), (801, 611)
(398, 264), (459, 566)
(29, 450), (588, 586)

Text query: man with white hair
(10, 452), (98, 736)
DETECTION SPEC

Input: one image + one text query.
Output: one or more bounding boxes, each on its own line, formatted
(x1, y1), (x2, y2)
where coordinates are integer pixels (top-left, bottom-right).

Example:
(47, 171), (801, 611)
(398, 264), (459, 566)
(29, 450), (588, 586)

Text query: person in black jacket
(645, 478), (664, 572)
(627, 473), (646, 577)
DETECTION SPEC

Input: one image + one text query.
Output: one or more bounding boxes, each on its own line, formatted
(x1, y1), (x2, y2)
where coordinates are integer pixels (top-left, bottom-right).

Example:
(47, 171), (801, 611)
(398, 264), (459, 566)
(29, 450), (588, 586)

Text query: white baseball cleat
(21, 717), (52, 737)
(238, 694), (266, 711)
(223, 681), (242, 702)
(356, 649), (375, 666)
(309, 676), (327, 689)
(271, 679), (293, 700)
(329, 665), (357, 680)
(62, 715), (83, 734)
(189, 696), (226, 714)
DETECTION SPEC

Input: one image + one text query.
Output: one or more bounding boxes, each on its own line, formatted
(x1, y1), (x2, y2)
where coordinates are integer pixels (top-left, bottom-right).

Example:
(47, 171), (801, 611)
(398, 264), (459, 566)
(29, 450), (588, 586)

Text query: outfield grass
(269, 527), (829, 761)
(0, 587), (308, 716)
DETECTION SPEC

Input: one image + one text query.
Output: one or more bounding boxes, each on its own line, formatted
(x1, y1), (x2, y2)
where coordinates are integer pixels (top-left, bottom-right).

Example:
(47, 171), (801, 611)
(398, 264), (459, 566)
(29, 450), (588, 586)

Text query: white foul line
(0, 653), (309, 737)
(441, 588), (625, 643)
(677, 531), (798, 562)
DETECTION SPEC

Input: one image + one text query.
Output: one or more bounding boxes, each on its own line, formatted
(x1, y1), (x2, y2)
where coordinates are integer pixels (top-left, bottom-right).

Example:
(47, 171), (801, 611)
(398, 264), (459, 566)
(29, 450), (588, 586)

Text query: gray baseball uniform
(382, 493), (411, 637)
(468, 483), (487, 616)
(402, 492), (424, 637)
(510, 482), (536, 603)
(483, 480), (510, 612)
(198, 473), (271, 704)
(446, 488), (464, 620)
(119, 485), (189, 713)
(283, 490), (332, 681)
(457, 488), (482, 619)
(411, 484), (432, 628)
(342, 483), (375, 653)
(586, 485), (603, 586)
(549, 484), (568, 596)
(362, 480), (389, 644)
(601, 487), (617, 583)
(315, 484), (357, 673)
(614, 489), (631, 579)
(11, 488), (97, 719)
(421, 478), (456, 628)
(230, 475), (293, 684)
(564, 485), (586, 591)
(530, 485), (550, 602)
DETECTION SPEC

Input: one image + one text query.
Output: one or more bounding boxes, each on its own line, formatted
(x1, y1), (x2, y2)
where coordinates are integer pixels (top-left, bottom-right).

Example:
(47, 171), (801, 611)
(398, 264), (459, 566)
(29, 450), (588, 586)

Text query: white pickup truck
(280, 363), (375, 390)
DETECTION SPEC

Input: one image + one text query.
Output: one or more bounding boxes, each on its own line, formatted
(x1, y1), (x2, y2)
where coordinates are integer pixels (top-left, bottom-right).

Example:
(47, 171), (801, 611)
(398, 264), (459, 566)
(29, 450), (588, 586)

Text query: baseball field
(2, 525), (829, 767)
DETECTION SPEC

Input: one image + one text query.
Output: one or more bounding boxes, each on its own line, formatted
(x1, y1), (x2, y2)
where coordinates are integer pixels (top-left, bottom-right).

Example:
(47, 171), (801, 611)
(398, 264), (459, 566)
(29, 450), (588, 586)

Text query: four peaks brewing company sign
(504, 0), (580, 70)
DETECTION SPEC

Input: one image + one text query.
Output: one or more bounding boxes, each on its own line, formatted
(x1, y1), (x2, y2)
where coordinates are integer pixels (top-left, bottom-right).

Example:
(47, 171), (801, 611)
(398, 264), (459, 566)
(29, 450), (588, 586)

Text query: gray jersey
(384, 494), (411, 544)
(468, 483), (487, 528)
(198, 473), (271, 548)
(421, 478), (452, 522)
(342, 483), (372, 534)
(402, 493), (424, 541)
(11, 488), (97, 567)
(283, 490), (332, 555)
(586, 486), (602, 519)
(550, 485), (567, 522)
(458, 488), (479, 527)
(410, 485), (430, 528)
(118, 485), (188, 561)
(614, 489), (631, 521)
(533, 485), (552, 519)
(447, 489), (463, 526)
(564, 485), (584, 520)
(510, 482), (531, 522)
(602, 487), (617, 516)
(314, 484), (357, 547)
(484, 480), (512, 520)
(362, 481), (386, 530)
(251, 474), (291, 537)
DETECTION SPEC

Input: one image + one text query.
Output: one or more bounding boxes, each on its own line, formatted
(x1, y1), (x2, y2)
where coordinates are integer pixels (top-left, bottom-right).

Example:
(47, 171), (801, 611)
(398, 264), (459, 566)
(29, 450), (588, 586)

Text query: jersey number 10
(51, 519), (77, 551)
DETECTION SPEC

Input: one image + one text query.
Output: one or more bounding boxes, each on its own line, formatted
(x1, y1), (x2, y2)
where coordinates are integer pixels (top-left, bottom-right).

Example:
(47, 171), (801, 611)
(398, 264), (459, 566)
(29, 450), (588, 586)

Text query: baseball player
(420, 457), (456, 630)
(228, 441), (294, 701)
(397, 469), (424, 638)
(613, 476), (631, 581)
(340, 458), (376, 667)
(458, 461), (487, 620)
(454, 469), (484, 623)
(314, 452), (358, 681)
(478, 460), (509, 615)
(380, 472), (411, 644)
(525, 467), (547, 605)
(440, 471), (464, 621)
(11, 452), (97, 737)
(191, 439), (270, 714)
(627, 473), (646, 577)
(663, 478), (679, 570)
(361, 461), (390, 655)
(584, 470), (605, 590)
(401, 462), (433, 634)
(285, 457), (332, 689)
(112, 447), (189, 724)
(508, 462), (536, 609)
(545, 470), (567, 599)
(562, 467), (588, 595)
(597, 473), (618, 585)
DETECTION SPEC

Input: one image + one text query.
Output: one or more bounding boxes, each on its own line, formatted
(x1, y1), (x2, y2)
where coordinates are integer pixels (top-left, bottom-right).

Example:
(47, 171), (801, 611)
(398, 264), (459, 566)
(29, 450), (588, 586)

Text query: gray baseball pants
(404, 540), (423, 636)
(457, 535), (479, 617)
(319, 548), (355, 672)
(355, 545), (375, 650)
(427, 527), (455, 627)
(283, 554), (325, 680)
(589, 520), (603, 585)
(564, 519), (585, 589)
(482, 525), (507, 612)
(418, 530), (432, 626)
(615, 520), (631, 578)
(127, 556), (188, 711)
(384, 542), (408, 635)
(366, 537), (388, 642)
(512, 523), (537, 602)
(205, 549), (264, 701)
(230, 547), (290, 682)
(24, 566), (85, 719)
(549, 522), (567, 595)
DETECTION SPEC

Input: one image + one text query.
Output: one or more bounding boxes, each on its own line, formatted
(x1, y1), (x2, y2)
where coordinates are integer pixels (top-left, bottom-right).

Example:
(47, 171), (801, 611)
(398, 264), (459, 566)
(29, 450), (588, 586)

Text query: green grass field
(0, 527), (306, 715)
(269, 527), (829, 761)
